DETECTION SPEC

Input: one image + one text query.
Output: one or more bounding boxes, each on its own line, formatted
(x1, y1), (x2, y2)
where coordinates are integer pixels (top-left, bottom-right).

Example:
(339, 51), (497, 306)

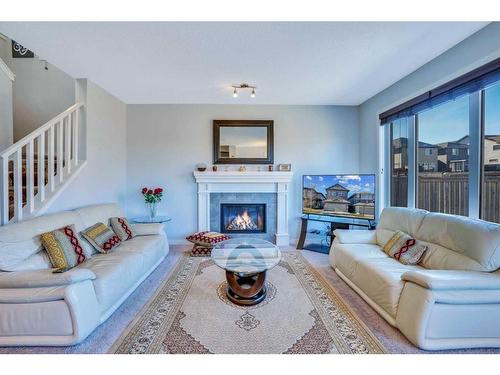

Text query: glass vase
(148, 202), (158, 219)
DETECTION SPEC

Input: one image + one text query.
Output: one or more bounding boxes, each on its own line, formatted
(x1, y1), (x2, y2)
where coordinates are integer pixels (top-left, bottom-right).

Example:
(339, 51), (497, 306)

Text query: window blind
(379, 57), (500, 125)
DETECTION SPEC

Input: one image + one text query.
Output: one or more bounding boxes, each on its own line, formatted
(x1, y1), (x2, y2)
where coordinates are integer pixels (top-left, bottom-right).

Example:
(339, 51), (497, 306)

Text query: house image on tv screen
(303, 175), (375, 219)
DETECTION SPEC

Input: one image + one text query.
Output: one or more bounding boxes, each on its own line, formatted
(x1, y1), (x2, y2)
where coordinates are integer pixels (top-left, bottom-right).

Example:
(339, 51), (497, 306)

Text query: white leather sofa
(0, 203), (169, 347)
(330, 207), (500, 350)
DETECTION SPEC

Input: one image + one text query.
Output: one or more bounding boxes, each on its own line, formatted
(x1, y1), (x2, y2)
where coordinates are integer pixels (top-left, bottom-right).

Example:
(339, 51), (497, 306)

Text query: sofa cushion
(350, 257), (421, 318)
(82, 234), (165, 313)
(376, 207), (428, 247)
(75, 203), (124, 228)
(332, 243), (387, 279)
(0, 211), (86, 271)
(416, 212), (500, 272)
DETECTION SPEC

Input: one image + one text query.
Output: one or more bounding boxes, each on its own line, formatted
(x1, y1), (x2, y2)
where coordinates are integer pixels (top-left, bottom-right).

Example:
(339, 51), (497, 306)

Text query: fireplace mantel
(193, 171), (293, 246)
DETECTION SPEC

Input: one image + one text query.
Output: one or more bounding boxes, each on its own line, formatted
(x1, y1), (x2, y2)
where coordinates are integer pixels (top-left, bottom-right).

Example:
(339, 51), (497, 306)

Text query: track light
(231, 83), (257, 98)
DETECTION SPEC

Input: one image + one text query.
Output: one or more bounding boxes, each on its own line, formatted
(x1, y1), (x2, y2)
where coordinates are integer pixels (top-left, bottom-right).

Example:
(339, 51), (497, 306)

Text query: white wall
(126, 104), (359, 243)
(0, 38), (75, 141)
(358, 22), (500, 175)
(46, 80), (127, 213)
(0, 58), (13, 152)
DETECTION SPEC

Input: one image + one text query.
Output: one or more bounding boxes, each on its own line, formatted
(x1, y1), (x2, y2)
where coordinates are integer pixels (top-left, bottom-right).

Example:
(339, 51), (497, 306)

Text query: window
(417, 96), (469, 216)
(382, 58), (500, 223)
(390, 118), (408, 207)
(482, 83), (500, 223)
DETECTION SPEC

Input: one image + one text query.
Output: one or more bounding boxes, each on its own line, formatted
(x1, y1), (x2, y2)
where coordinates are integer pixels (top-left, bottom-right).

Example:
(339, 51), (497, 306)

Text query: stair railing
(1, 103), (84, 225)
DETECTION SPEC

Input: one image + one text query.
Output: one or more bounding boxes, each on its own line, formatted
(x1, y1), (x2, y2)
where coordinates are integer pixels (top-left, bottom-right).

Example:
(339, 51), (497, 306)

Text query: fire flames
(226, 210), (259, 231)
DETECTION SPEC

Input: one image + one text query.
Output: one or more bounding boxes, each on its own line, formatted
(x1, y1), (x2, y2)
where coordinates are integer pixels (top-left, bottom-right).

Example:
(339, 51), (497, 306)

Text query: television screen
(302, 174), (376, 220)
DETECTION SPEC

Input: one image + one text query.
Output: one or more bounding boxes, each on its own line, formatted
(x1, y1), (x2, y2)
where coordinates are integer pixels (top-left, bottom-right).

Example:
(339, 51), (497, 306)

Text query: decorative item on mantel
(278, 164), (292, 172)
(268, 165), (274, 171)
(141, 187), (164, 219)
(238, 165), (246, 172)
(212, 165), (218, 172)
(196, 163), (207, 172)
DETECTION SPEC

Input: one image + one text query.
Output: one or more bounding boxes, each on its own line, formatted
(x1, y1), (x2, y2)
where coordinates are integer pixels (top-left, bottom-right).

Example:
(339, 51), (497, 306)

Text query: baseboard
(169, 239), (191, 245)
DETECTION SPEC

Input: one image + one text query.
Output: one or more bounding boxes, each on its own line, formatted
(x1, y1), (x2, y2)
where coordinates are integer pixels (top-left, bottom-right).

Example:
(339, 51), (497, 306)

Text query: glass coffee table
(211, 238), (281, 306)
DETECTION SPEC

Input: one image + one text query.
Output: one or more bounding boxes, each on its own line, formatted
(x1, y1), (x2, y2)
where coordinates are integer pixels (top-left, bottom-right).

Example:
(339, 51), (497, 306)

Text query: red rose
(142, 187), (147, 194)
(147, 189), (153, 195)
(154, 188), (160, 194)
(158, 188), (163, 193)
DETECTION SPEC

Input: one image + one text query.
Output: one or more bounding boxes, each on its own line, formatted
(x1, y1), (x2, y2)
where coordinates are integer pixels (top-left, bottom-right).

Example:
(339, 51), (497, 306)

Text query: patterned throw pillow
(185, 231), (229, 247)
(81, 223), (121, 254)
(41, 225), (87, 271)
(382, 230), (428, 265)
(190, 244), (212, 257)
(110, 217), (136, 241)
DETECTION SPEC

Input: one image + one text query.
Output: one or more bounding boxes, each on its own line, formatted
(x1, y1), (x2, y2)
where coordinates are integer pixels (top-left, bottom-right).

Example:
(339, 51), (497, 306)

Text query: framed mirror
(213, 120), (274, 164)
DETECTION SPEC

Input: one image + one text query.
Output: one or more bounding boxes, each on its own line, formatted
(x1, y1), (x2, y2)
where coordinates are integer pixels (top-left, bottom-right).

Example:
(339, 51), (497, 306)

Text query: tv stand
(296, 214), (376, 252)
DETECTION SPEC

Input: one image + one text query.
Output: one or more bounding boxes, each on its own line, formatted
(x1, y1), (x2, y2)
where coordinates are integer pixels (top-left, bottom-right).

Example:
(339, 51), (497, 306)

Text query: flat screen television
(302, 174), (376, 220)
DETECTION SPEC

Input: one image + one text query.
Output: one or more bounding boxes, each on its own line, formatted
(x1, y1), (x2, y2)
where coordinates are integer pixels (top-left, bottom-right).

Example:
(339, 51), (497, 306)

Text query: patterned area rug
(110, 252), (387, 354)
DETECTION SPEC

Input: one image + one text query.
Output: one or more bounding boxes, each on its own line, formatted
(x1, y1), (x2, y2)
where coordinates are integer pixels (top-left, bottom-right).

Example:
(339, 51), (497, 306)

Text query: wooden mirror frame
(213, 120), (274, 164)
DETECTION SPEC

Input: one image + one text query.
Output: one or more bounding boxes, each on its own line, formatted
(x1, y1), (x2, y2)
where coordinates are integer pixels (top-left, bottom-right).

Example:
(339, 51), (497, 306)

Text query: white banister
(0, 103), (84, 224)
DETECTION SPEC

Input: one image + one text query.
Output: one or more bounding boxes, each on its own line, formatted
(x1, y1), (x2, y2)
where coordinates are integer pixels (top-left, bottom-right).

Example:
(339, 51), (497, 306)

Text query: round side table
(132, 216), (172, 224)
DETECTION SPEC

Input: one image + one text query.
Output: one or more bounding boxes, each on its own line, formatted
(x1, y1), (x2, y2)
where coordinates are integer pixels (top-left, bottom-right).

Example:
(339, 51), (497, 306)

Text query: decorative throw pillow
(382, 230), (427, 265)
(190, 244), (212, 257)
(81, 223), (121, 253)
(40, 225), (87, 271)
(186, 231), (229, 247)
(110, 217), (136, 241)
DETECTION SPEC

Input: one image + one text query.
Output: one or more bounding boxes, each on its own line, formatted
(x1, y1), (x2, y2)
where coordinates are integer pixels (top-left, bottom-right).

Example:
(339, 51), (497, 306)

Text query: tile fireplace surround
(193, 171), (293, 246)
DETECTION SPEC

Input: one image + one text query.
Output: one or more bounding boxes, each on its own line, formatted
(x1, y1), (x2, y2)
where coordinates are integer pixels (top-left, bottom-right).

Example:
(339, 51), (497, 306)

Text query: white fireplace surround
(193, 171), (293, 246)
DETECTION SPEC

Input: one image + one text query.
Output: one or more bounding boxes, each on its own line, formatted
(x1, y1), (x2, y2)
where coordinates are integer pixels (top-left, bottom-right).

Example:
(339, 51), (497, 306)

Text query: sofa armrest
(401, 270), (500, 290)
(333, 229), (376, 244)
(0, 268), (96, 289)
(131, 223), (165, 236)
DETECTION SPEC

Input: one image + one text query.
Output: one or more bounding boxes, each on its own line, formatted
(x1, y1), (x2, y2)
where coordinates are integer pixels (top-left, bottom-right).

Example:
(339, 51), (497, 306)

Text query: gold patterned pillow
(110, 217), (136, 241)
(81, 223), (121, 254)
(40, 225), (87, 271)
(382, 230), (427, 265)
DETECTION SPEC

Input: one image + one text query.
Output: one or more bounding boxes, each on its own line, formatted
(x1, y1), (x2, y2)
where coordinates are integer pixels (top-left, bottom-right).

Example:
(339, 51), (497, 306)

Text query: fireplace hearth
(220, 203), (266, 233)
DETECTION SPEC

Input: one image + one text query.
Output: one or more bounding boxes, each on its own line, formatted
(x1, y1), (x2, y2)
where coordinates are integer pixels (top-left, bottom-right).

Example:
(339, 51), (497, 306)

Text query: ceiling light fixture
(231, 83), (257, 98)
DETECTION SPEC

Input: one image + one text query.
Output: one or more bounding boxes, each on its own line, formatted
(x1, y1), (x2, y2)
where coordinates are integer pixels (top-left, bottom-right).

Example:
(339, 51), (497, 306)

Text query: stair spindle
(27, 140), (35, 213)
(13, 150), (22, 221)
(48, 124), (55, 193)
(73, 108), (79, 167)
(57, 120), (64, 184)
(38, 133), (45, 203)
(65, 114), (71, 175)
(1, 156), (8, 225)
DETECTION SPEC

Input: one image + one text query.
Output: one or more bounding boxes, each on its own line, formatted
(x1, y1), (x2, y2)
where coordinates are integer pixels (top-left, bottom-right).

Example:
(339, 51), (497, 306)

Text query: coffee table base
(225, 270), (267, 306)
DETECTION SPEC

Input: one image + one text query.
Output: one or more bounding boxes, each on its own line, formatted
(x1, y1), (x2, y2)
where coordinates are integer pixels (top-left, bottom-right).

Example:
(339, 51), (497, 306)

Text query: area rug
(110, 251), (387, 354)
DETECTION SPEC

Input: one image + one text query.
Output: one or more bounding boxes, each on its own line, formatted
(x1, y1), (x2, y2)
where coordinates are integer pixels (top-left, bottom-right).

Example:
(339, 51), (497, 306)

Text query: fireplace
(220, 203), (266, 233)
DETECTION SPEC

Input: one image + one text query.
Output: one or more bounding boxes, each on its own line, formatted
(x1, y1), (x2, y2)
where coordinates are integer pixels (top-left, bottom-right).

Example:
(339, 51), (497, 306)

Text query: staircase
(1, 103), (86, 225)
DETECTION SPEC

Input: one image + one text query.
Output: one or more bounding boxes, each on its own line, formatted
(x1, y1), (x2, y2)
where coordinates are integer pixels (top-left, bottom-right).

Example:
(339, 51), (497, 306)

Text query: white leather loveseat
(0, 203), (169, 347)
(330, 207), (500, 350)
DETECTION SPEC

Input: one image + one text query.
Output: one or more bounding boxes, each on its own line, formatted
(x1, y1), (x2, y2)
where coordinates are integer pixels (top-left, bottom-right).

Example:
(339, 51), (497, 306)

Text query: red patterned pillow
(186, 231), (229, 247)
(191, 245), (212, 257)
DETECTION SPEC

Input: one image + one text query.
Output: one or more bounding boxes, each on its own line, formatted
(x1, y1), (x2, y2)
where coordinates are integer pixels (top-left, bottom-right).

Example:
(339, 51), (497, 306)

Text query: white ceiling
(0, 22), (488, 105)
